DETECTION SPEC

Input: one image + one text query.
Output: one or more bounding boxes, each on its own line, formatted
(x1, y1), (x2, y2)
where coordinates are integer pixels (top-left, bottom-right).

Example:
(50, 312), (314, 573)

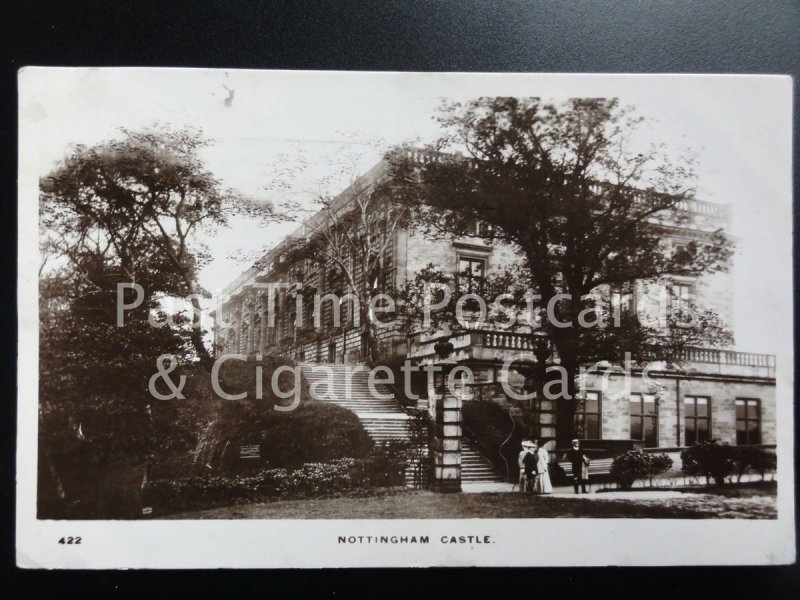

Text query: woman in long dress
(534, 441), (553, 494)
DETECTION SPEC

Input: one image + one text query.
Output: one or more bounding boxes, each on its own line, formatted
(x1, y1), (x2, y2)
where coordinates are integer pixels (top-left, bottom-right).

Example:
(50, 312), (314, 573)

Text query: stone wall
(582, 371), (775, 448)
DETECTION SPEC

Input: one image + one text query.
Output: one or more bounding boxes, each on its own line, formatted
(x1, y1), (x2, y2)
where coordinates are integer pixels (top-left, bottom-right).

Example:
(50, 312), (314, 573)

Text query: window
(457, 256), (486, 293)
(340, 294), (349, 326)
(462, 217), (491, 237)
(574, 391), (601, 439)
(736, 399), (761, 445)
(684, 396), (710, 445)
(630, 393), (658, 447)
(610, 284), (634, 319)
(670, 281), (694, 312)
(672, 243), (696, 263)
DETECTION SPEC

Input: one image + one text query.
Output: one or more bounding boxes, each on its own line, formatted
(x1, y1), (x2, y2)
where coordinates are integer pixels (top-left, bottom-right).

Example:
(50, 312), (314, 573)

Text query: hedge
(610, 450), (673, 489)
(143, 455), (407, 515)
(681, 441), (776, 485)
(194, 402), (374, 474)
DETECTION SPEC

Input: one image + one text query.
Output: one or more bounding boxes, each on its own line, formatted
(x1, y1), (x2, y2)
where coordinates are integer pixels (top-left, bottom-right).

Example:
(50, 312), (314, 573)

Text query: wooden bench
(555, 458), (614, 481)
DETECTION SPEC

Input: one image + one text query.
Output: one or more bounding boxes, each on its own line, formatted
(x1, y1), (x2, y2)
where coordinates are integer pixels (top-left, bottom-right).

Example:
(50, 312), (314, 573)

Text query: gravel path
(167, 485), (777, 520)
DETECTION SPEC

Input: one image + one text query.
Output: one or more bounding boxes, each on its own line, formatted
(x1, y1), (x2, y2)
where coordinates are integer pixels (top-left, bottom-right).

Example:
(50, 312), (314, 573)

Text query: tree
(39, 126), (260, 367)
(37, 126), (270, 516)
(38, 267), (215, 517)
(276, 162), (412, 362)
(389, 98), (733, 445)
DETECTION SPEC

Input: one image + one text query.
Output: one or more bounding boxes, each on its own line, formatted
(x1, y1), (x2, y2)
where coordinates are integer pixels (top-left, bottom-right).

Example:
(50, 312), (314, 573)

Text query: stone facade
(213, 157), (777, 452)
(586, 371), (776, 448)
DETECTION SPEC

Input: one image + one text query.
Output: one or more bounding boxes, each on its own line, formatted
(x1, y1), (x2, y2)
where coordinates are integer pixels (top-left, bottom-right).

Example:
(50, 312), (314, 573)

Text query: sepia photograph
(17, 68), (794, 567)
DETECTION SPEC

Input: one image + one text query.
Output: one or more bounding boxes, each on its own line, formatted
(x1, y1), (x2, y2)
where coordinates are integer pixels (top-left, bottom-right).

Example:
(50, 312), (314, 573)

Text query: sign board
(239, 444), (260, 459)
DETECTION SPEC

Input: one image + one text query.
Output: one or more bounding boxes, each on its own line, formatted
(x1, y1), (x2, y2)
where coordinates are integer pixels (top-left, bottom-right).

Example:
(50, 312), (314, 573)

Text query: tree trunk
(189, 295), (213, 368)
(554, 357), (579, 448)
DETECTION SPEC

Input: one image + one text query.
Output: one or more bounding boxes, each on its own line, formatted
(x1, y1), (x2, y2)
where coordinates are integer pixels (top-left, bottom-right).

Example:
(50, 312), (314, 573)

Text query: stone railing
(221, 269), (257, 297)
(399, 148), (448, 165)
(583, 180), (728, 220)
(473, 330), (537, 351)
(679, 347), (776, 369)
(408, 329), (545, 360)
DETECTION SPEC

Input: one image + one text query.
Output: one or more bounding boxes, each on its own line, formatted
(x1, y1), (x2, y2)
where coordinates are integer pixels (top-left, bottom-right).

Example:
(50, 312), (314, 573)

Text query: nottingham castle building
(211, 152), (776, 482)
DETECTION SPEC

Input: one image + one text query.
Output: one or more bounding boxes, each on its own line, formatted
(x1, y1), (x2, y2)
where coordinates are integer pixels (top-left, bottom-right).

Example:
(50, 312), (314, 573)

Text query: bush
(732, 446), (777, 482)
(680, 440), (736, 485)
(144, 454), (407, 515)
(610, 450), (673, 489)
(198, 402), (374, 474)
(462, 401), (523, 480)
(750, 449), (777, 480)
(212, 355), (310, 408)
(38, 453), (147, 519)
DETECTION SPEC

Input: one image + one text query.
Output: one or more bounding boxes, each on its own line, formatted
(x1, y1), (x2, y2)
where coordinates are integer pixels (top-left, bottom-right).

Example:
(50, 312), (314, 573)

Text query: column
(247, 291), (256, 354)
(430, 364), (462, 493)
(259, 295), (268, 353)
(232, 301), (239, 354)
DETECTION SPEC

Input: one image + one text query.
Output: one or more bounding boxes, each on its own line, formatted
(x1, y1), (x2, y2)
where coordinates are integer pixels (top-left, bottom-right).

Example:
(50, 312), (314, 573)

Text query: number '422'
(58, 536), (82, 545)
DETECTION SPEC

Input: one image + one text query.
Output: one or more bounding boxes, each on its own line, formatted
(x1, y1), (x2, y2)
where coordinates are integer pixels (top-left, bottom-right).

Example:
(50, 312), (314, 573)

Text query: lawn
(166, 483), (776, 520)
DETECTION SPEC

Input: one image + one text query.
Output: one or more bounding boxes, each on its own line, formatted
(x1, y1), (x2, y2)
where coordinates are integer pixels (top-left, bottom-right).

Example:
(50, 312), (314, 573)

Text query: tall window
(670, 282), (694, 312)
(630, 393), (658, 447)
(610, 284), (633, 316)
(684, 396), (711, 445)
(736, 398), (761, 445)
(463, 217), (492, 237)
(574, 391), (601, 439)
(457, 256), (486, 293)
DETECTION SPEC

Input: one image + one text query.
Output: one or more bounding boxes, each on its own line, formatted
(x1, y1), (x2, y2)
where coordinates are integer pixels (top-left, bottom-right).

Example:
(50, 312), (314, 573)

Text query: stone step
(327, 407), (405, 413)
(301, 362), (503, 484)
(362, 427), (411, 433)
(460, 439), (503, 482)
(318, 401), (401, 405)
(315, 398), (403, 404)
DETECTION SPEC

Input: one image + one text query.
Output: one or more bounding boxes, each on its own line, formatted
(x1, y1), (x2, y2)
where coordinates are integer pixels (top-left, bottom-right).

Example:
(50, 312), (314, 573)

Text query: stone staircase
(462, 437), (504, 483)
(299, 362), (502, 485)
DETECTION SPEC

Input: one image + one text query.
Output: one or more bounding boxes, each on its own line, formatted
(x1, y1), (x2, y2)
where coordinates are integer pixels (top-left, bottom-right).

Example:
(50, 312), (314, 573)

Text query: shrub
(199, 402), (374, 474)
(38, 452), (147, 519)
(611, 450), (673, 489)
(144, 453), (407, 515)
(750, 449), (777, 480)
(680, 440), (735, 485)
(351, 451), (407, 488)
(732, 446), (777, 482)
(212, 355), (310, 408)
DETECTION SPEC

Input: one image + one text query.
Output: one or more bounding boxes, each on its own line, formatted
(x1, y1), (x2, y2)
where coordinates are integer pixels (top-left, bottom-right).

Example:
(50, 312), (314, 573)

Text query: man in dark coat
(566, 439), (590, 493)
(522, 440), (538, 492)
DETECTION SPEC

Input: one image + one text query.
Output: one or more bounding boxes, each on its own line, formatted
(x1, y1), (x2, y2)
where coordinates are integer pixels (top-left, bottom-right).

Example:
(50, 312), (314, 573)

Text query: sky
(19, 68), (793, 353)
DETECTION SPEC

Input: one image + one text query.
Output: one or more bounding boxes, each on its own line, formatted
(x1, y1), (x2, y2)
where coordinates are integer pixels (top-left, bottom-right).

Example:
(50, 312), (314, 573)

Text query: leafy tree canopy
(388, 98), (734, 443)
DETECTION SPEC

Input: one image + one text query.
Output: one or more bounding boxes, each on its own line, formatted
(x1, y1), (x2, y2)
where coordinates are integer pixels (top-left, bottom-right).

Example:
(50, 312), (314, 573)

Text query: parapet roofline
(219, 152), (729, 295)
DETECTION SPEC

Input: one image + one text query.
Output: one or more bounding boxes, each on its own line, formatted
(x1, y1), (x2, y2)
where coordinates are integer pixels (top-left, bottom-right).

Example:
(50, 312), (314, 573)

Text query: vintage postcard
(17, 68), (795, 568)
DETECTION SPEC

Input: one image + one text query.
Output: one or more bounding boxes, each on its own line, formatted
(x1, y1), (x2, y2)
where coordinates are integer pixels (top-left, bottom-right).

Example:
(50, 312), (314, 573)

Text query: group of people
(517, 438), (553, 494)
(517, 438), (591, 494)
